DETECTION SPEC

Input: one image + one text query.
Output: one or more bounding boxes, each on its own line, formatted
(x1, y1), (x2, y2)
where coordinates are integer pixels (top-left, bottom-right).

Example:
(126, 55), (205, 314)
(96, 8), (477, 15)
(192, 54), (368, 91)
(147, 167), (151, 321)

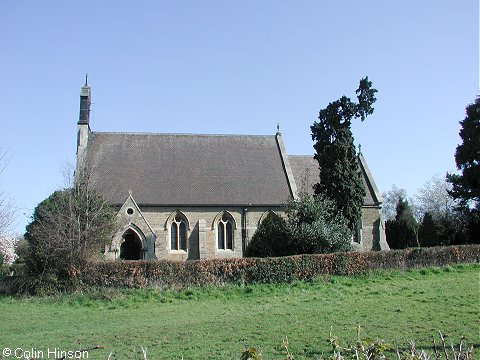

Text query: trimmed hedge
(80, 245), (480, 290)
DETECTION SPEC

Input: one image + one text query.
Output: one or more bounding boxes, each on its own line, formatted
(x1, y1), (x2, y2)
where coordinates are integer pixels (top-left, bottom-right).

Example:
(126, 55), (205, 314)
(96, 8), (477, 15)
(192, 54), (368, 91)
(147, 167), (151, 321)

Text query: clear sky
(1, 1), (478, 235)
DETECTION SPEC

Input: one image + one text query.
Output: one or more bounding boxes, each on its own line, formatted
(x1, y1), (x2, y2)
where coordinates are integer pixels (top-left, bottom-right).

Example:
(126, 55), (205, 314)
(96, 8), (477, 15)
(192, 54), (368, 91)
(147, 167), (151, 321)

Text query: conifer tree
(447, 97), (480, 207)
(311, 77), (377, 231)
(418, 212), (440, 247)
(386, 197), (418, 249)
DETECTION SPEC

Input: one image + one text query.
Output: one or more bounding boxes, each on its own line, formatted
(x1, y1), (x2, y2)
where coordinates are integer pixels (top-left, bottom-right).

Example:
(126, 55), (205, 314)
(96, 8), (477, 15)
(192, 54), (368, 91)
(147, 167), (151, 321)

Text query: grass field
(0, 264), (479, 359)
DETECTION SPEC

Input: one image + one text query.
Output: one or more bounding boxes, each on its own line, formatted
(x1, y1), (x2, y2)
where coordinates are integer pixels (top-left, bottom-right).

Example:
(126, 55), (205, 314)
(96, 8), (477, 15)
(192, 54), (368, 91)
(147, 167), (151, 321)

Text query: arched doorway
(120, 229), (142, 260)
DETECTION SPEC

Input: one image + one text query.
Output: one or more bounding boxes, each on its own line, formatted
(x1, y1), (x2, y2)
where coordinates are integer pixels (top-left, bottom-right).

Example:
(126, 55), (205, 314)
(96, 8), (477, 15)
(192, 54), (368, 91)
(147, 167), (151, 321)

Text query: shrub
(244, 212), (291, 257)
(75, 245), (479, 291)
(287, 193), (352, 254)
(2, 245), (477, 295)
(246, 193), (352, 257)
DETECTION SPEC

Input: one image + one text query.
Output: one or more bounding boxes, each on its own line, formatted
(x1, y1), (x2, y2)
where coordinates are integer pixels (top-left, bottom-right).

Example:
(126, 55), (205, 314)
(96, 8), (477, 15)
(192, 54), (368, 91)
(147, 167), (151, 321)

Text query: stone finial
(276, 123), (281, 135)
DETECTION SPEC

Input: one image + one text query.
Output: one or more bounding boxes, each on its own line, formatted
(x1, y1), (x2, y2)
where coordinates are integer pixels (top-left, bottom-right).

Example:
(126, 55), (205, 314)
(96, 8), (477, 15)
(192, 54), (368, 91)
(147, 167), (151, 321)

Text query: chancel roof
(84, 132), (294, 206)
(288, 155), (381, 206)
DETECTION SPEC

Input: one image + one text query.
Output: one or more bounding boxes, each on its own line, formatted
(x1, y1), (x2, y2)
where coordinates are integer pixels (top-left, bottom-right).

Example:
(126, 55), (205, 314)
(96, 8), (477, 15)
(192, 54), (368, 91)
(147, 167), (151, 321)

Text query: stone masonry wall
(106, 205), (281, 260)
(360, 206), (389, 251)
(106, 203), (388, 260)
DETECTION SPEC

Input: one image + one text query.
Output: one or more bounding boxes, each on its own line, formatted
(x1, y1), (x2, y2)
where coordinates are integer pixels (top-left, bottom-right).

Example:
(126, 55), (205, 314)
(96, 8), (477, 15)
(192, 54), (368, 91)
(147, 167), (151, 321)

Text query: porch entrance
(120, 229), (142, 260)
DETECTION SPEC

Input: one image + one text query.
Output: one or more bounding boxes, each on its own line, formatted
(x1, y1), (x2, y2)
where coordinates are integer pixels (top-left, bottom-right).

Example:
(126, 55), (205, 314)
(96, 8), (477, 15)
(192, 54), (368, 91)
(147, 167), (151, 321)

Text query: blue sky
(1, 1), (478, 234)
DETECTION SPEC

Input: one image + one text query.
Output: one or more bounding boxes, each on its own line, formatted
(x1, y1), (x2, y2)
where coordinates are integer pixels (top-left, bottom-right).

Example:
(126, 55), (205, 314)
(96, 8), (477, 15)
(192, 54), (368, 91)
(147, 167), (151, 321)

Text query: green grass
(1, 264), (479, 359)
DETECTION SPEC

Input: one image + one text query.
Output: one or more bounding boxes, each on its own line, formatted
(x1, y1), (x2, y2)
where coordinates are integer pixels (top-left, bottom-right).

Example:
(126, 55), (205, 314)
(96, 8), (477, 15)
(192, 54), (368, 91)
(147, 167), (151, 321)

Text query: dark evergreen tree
(449, 203), (480, 245)
(311, 77), (377, 231)
(386, 197), (418, 249)
(244, 212), (291, 257)
(466, 207), (480, 243)
(385, 218), (399, 249)
(418, 212), (440, 247)
(447, 97), (480, 242)
(447, 97), (480, 207)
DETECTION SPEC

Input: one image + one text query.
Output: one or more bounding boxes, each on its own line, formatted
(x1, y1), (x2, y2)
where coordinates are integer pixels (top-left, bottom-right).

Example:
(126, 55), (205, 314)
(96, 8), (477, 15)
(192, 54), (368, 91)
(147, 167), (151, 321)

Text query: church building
(76, 82), (389, 261)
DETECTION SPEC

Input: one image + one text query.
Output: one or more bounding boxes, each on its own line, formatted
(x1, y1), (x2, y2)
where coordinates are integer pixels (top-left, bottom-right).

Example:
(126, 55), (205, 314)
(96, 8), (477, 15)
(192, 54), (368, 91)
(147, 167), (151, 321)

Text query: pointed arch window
(217, 213), (234, 250)
(171, 214), (187, 251)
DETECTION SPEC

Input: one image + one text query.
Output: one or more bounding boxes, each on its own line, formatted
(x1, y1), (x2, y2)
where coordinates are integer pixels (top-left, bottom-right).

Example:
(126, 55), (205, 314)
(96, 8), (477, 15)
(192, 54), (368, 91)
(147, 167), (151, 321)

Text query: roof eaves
(113, 202), (288, 208)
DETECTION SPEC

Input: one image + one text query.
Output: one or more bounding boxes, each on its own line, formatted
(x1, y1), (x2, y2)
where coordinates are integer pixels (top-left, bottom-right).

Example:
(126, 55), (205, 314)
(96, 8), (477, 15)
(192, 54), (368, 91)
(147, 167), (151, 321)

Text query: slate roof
(84, 132), (294, 206)
(288, 155), (380, 206)
(288, 155), (319, 195)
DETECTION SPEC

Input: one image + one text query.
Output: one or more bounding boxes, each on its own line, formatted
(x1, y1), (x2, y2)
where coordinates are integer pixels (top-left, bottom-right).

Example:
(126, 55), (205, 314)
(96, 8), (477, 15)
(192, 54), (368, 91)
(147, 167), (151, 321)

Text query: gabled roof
(84, 132), (294, 206)
(83, 130), (382, 208)
(288, 154), (382, 207)
(358, 153), (383, 206)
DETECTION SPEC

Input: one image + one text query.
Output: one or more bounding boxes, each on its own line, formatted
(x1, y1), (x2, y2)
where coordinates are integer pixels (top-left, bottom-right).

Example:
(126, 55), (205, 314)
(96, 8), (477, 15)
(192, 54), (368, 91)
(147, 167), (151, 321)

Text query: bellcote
(77, 78), (91, 164)
(78, 77), (91, 126)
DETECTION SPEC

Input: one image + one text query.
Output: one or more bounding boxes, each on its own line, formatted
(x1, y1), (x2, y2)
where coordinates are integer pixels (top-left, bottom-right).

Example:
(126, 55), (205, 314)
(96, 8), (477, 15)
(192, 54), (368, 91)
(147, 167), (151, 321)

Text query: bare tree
(381, 185), (425, 222)
(415, 174), (456, 220)
(24, 166), (116, 278)
(381, 185), (408, 221)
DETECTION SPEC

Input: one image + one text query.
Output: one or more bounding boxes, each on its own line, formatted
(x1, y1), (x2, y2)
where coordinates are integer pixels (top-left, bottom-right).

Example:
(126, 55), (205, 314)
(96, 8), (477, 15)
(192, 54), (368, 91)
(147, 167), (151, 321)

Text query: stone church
(76, 82), (389, 261)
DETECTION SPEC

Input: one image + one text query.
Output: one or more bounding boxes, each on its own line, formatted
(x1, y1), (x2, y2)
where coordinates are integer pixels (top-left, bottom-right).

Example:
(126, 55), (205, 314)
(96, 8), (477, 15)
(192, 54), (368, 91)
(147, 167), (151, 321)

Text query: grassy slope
(1, 264), (479, 359)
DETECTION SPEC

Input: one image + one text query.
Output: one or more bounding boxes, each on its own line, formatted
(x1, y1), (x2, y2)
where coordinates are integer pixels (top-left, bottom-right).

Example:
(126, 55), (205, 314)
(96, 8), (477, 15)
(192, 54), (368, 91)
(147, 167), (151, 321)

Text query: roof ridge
(91, 131), (276, 138)
(289, 154), (315, 157)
